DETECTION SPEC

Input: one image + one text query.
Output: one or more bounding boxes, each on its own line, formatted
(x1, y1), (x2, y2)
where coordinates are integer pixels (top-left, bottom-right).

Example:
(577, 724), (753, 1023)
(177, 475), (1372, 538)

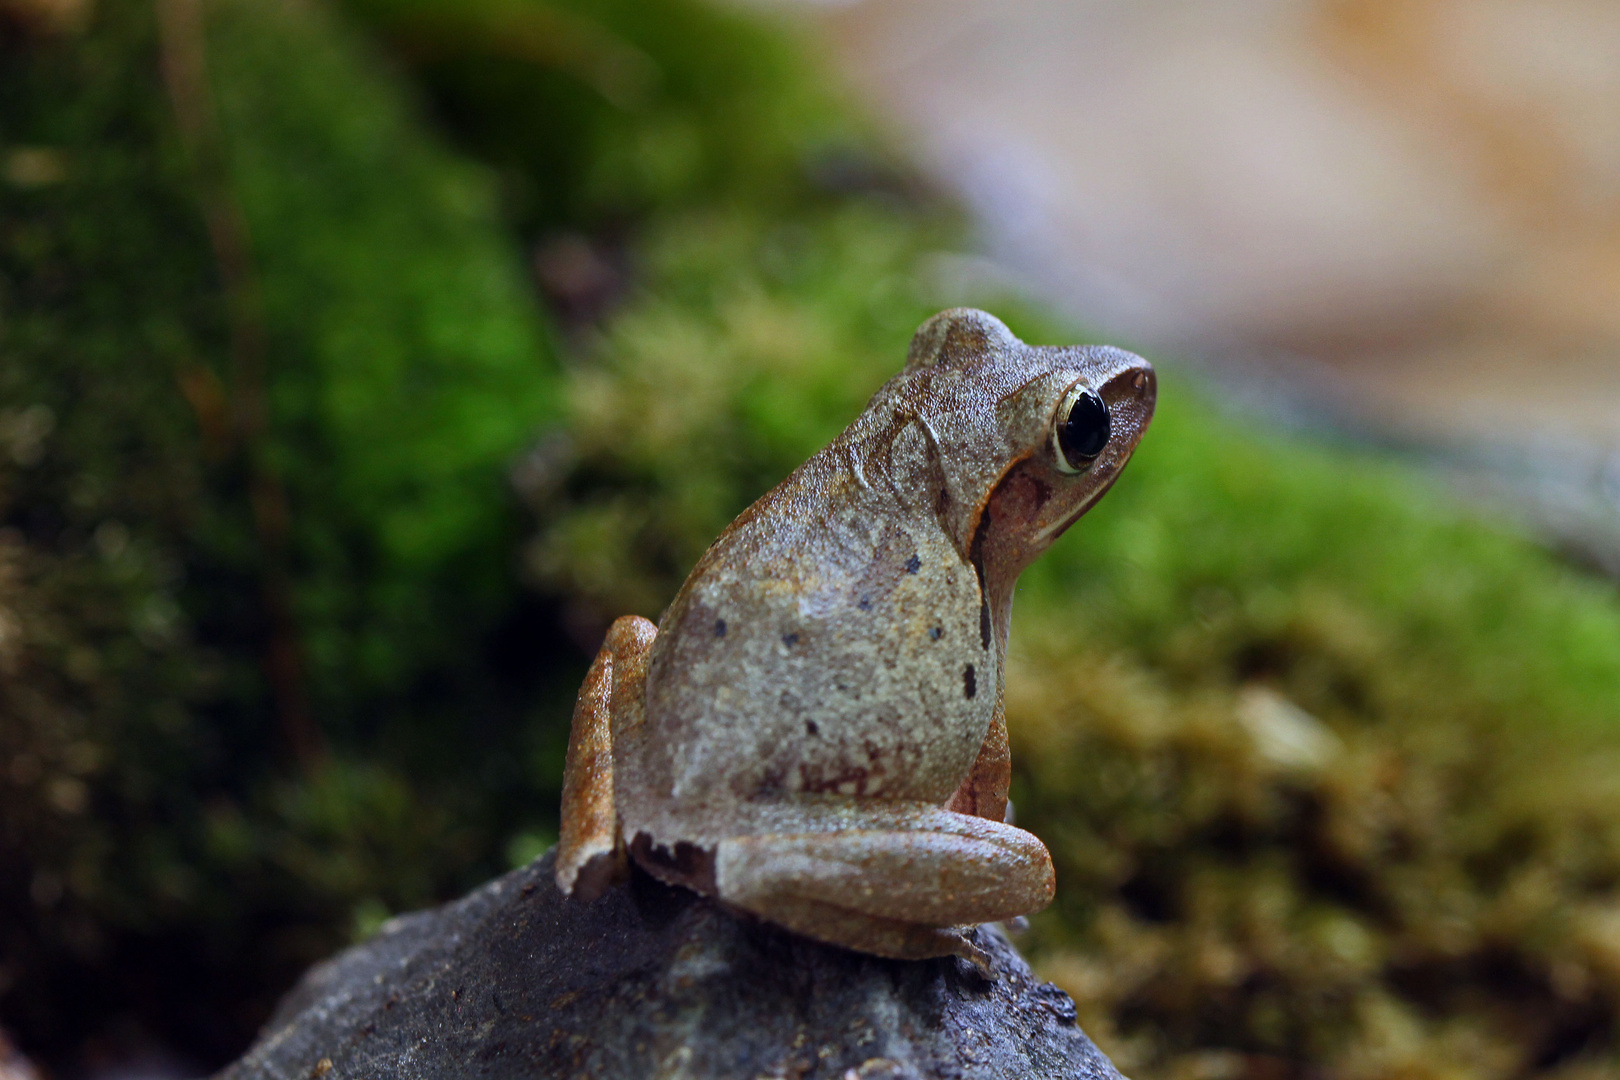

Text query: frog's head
(895, 308), (1155, 630)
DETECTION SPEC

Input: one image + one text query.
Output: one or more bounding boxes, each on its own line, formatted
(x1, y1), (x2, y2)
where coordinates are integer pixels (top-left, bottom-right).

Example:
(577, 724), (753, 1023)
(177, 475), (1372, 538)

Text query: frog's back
(635, 445), (995, 813)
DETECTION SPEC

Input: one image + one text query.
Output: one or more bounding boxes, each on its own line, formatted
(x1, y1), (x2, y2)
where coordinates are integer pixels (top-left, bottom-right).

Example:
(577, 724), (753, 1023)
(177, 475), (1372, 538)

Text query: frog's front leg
(555, 614), (657, 900)
(712, 802), (1054, 971)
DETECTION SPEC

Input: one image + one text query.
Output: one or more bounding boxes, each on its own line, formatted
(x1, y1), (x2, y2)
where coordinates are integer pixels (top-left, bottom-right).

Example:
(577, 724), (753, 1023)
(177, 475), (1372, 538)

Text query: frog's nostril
(1132, 370), (1150, 392)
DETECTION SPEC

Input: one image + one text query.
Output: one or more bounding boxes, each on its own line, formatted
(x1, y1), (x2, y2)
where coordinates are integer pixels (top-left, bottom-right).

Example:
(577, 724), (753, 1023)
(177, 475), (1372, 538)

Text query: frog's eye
(1053, 386), (1111, 473)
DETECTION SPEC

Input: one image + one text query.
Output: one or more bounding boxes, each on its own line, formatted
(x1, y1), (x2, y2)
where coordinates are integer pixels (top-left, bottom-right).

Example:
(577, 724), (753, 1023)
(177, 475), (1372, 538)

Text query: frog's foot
(556, 615), (657, 900)
(710, 802), (1053, 970)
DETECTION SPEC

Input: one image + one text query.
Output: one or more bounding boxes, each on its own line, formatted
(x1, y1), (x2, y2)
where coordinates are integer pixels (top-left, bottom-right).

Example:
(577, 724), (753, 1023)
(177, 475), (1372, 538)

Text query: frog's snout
(1134, 365), (1157, 415)
(1096, 356), (1156, 454)
(1100, 356), (1156, 413)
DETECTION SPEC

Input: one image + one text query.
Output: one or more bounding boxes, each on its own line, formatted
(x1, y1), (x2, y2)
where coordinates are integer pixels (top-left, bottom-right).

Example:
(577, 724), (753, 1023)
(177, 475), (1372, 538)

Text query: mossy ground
(2, 0), (560, 1062)
(4, 1), (1620, 1077)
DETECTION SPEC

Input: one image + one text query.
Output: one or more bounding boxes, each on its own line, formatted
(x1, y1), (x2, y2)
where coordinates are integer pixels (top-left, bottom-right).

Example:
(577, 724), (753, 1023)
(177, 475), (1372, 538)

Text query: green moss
(1, 0), (558, 1061)
(338, 0), (853, 229)
(198, 0), (561, 728)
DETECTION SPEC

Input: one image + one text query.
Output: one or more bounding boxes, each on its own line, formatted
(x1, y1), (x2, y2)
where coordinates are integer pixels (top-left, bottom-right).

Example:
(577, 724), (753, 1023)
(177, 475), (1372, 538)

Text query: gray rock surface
(218, 851), (1124, 1080)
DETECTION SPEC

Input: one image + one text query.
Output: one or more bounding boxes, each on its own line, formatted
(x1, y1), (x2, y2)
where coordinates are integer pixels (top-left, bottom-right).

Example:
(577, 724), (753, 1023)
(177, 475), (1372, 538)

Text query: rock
(218, 851), (1124, 1080)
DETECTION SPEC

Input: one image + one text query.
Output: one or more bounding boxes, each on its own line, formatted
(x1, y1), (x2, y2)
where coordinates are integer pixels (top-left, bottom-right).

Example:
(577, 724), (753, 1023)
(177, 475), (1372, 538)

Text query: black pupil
(1059, 391), (1111, 464)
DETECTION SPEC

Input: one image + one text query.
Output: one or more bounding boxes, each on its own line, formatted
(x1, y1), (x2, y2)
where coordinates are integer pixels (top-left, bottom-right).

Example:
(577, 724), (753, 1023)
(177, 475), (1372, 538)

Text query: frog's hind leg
(711, 802), (1054, 971)
(555, 614), (657, 900)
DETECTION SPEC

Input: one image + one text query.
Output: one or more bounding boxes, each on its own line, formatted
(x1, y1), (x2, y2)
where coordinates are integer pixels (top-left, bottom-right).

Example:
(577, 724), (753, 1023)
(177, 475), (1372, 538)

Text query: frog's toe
(945, 928), (995, 978)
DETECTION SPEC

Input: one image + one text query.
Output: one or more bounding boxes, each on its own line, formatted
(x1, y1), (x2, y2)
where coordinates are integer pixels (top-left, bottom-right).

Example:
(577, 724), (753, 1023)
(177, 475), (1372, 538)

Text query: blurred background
(818, 0), (1620, 569)
(3, 1), (1620, 1078)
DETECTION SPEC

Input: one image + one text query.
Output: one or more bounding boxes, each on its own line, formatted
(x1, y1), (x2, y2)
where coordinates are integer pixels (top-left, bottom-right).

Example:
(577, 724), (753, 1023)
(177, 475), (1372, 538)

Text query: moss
(1, 0), (558, 1062)
(202, 0), (560, 725)
(338, 0), (855, 230)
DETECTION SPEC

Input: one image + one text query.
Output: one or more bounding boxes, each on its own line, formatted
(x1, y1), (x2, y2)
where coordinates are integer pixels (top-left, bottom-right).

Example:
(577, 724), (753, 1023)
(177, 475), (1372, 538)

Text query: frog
(554, 307), (1156, 970)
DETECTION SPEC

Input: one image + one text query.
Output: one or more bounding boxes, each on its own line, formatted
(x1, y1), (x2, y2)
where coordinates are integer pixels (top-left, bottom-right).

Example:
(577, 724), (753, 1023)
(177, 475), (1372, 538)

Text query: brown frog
(555, 308), (1156, 969)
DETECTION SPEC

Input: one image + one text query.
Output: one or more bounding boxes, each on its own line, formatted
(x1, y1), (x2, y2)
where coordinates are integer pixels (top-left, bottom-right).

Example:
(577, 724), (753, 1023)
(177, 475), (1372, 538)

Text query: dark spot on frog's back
(797, 760), (879, 796)
(857, 594), (872, 611)
(963, 664), (977, 699)
(805, 720), (819, 737)
(713, 618), (726, 638)
(929, 626), (943, 641)
(782, 632), (800, 647)
(905, 553), (921, 574)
